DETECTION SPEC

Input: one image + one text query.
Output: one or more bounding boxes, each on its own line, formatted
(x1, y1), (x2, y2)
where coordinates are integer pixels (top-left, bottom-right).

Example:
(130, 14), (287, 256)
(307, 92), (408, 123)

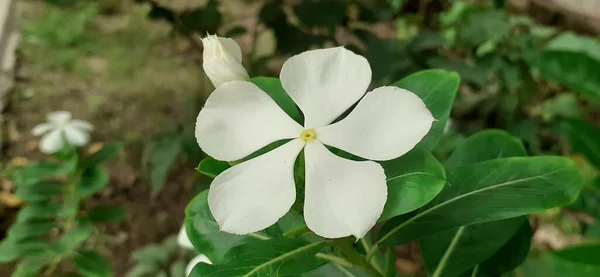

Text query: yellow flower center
(300, 129), (317, 142)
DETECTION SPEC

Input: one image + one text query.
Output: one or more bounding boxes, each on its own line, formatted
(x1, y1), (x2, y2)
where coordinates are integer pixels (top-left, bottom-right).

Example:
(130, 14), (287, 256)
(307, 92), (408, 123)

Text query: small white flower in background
(196, 46), (434, 239)
(177, 225), (194, 250)
(32, 111), (93, 154)
(201, 34), (249, 88)
(177, 226), (212, 276)
(186, 254), (212, 276)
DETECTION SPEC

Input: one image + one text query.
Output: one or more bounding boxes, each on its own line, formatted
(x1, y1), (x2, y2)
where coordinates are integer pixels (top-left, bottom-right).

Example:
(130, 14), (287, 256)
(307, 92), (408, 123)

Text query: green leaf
(446, 130), (527, 168)
(178, 0), (222, 34)
(378, 148), (446, 221)
(531, 50), (600, 101)
(15, 181), (63, 202)
(392, 69), (460, 150)
(88, 206), (127, 222)
(421, 217), (526, 277)
(378, 157), (581, 245)
(519, 252), (600, 277)
(79, 165), (109, 196)
(477, 220), (532, 276)
(0, 240), (53, 263)
(184, 190), (250, 263)
(7, 221), (55, 241)
(546, 32), (600, 61)
(16, 202), (60, 223)
(72, 250), (112, 277)
(82, 142), (122, 168)
(562, 119), (600, 169)
(12, 257), (53, 277)
(144, 133), (182, 191)
(58, 218), (95, 252)
(126, 263), (160, 277)
(197, 157), (230, 178)
(294, 0), (347, 30)
(132, 244), (170, 265)
(553, 244), (600, 265)
(251, 77), (303, 123)
(457, 7), (510, 47)
(12, 161), (64, 186)
(170, 260), (187, 277)
(190, 239), (325, 277)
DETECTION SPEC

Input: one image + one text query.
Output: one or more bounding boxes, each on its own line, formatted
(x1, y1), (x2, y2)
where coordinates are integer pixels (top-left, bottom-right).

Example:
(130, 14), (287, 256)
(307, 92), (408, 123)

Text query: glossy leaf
(197, 157), (230, 178)
(184, 190), (251, 263)
(89, 206), (127, 222)
(421, 217), (526, 277)
(392, 69), (460, 150)
(476, 213), (532, 276)
(378, 157), (581, 245)
(79, 165), (109, 196)
(251, 77), (303, 123)
(7, 222), (55, 241)
(16, 203), (60, 223)
(12, 257), (53, 277)
(520, 253), (600, 277)
(446, 130), (526, 168)
(562, 119), (600, 169)
(58, 219), (95, 252)
(531, 50), (600, 101)
(190, 239), (325, 277)
(81, 142), (122, 168)
(72, 250), (112, 277)
(379, 148), (446, 221)
(554, 244), (600, 265)
(15, 181), (63, 202)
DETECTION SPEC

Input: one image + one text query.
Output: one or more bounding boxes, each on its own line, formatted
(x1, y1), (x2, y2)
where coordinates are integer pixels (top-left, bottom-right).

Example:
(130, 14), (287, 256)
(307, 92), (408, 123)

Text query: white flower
(201, 35), (249, 88)
(186, 254), (212, 276)
(31, 111), (93, 154)
(177, 225), (194, 250)
(195, 47), (434, 239)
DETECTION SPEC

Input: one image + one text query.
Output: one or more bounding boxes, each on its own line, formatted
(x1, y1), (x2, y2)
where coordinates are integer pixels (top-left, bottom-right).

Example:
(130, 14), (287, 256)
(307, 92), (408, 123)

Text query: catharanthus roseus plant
(0, 112), (125, 277)
(183, 35), (582, 277)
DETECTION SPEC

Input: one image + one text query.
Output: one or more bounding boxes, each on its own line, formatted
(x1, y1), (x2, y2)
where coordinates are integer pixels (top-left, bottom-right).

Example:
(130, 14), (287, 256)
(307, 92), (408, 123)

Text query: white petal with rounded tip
(70, 120), (94, 131)
(202, 35), (249, 87)
(317, 86), (434, 161)
(186, 254), (213, 276)
(218, 37), (243, 62)
(208, 139), (304, 235)
(178, 226), (194, 250)
(196, 81), (303, 162)
(31, 123), (55, 136)
(64, 125), (90, 146)
(47, 111), (72, 124)
(39, 129), (65, 154)
(303, 142), (387, 239)
(280, 47), (372, 128)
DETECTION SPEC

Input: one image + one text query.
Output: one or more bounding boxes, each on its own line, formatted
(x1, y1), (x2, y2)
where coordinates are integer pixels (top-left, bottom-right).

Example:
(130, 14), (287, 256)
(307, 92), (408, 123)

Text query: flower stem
(360, 238), (383, 273)
(331, 239), (384, 277)
(315, 253), (355, 268)
(282, 225), (310, 237)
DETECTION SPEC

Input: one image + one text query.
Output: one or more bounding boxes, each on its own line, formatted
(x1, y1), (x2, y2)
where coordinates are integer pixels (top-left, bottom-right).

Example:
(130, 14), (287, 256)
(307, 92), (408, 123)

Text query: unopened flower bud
(201, 35), (249, 88)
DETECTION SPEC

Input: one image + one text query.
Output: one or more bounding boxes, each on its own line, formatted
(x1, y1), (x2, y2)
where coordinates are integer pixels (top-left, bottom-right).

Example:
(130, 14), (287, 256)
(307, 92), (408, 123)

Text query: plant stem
(360, 238), (383, 273)
(247, 232), (270, 240)
(315, 253), (355, 268)
(432, 226), (466, 277)
(331, 239), (384, 277)
(282, 225), (310, 237)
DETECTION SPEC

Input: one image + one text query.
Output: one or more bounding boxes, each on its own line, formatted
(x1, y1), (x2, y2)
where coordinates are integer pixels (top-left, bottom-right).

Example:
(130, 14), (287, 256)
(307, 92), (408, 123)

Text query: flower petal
(218, 37), (243, 62)
(31, 123), (55, 136)
(280, 47), (372, 128)
(317, 86), (434, 161)
(39, 129), (65, 154)
(303, 142), (387, 239)
(196, 81), (303, 162)
(177, 226), (194, 250)
(64, 125), (90, 146)
(186, 254), (212, 276)
(47, 111), (72, 124)
(208, 139), (304, 235)
(70, 120), (94, 131)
